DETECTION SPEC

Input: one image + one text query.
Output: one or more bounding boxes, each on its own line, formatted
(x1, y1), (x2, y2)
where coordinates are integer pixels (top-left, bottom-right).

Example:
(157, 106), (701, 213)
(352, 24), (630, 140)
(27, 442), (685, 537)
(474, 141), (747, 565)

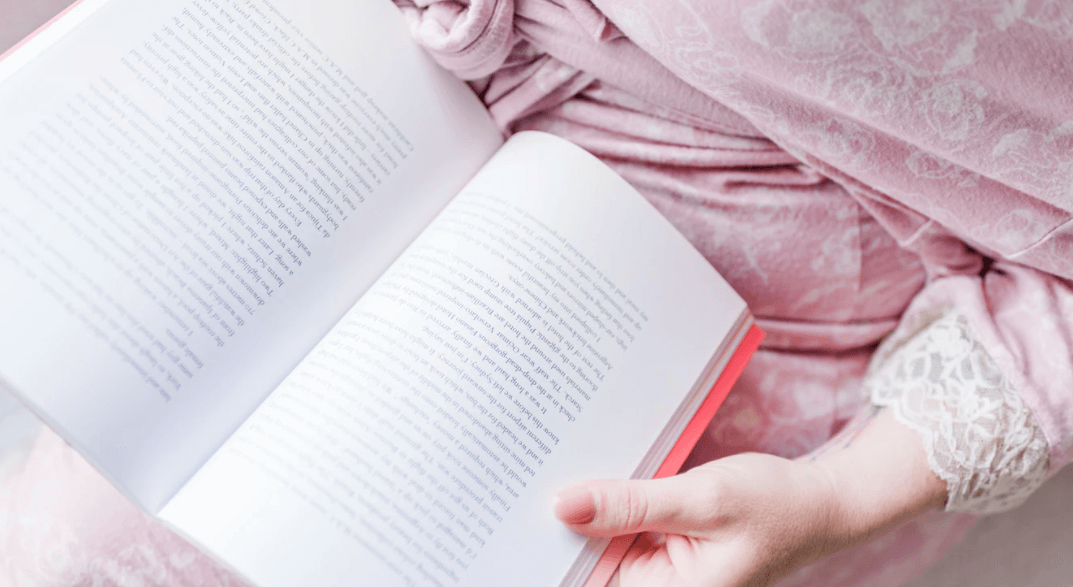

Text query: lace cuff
(864, 311), (1050, 515)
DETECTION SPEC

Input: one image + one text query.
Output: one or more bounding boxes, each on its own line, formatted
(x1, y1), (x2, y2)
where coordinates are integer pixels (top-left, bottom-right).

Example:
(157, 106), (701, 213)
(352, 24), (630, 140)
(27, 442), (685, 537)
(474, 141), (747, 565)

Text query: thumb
(553, 475), (712, 537)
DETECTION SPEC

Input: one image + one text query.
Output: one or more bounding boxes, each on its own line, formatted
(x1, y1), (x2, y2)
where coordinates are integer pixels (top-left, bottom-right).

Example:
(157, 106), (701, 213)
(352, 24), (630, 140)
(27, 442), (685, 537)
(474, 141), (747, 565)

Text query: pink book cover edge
(580, 323), (765, 587)
(0, 0), (88, 63)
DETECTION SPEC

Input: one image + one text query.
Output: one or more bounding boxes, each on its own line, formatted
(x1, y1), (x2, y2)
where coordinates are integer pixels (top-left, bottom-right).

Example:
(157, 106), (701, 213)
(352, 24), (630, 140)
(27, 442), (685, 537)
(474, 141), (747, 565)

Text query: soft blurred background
(0, 0), (1071, 584)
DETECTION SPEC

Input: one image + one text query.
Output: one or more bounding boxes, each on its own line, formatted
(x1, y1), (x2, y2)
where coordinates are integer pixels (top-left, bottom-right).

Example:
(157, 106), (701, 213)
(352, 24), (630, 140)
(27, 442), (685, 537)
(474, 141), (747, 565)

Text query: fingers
(618, 535), (759, 587)
(553, 474), (716, 537)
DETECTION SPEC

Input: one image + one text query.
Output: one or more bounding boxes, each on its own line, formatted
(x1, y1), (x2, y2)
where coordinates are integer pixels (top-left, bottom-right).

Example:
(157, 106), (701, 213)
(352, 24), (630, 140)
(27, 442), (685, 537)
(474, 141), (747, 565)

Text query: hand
(553, 408), (947, 587)
(554, 453), (839, 587)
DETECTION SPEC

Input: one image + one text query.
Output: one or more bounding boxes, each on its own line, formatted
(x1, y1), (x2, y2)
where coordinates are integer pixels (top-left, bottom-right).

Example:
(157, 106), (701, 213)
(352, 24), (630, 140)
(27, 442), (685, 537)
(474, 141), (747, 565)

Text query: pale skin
(553, 406), (948, 587)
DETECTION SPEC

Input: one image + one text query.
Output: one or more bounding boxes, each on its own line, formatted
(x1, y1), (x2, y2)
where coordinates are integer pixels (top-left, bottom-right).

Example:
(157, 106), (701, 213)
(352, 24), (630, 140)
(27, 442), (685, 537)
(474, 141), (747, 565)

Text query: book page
(0, 0), (500, 512)
(160, 133), (747, 587)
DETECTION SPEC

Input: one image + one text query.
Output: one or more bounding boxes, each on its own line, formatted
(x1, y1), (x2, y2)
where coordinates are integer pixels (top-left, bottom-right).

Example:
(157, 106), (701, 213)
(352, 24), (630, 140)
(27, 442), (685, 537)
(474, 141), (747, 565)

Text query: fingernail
(554, 487), (596, 525)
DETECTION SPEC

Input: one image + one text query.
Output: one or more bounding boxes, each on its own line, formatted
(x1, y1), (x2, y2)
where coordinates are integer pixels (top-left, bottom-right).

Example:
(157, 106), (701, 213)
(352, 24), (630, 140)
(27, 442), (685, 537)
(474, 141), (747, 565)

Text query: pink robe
(3, 1), (1071, 586)
(398, 0), (1073, 584)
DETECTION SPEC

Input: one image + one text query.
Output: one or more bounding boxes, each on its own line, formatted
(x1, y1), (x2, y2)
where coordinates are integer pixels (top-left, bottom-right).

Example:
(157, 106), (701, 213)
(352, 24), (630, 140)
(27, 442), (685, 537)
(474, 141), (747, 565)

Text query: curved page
(0, 0), (500, 512)
(160, 132), (747, 587)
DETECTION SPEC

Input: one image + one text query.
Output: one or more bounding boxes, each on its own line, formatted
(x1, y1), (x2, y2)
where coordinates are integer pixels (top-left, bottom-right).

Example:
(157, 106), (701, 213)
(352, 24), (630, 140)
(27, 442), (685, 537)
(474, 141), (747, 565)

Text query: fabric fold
(397, 0), (518, 79)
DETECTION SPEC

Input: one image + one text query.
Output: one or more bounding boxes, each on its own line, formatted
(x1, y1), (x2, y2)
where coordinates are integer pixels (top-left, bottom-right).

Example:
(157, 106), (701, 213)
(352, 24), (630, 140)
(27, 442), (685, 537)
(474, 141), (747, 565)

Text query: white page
(160, 133), (747, 587)
(0, 0), (500, 512)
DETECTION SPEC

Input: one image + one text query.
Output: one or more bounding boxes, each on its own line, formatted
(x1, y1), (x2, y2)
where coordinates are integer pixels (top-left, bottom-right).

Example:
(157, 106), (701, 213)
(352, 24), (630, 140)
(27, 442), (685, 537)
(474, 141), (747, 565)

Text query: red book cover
(581, 324), (764, 587)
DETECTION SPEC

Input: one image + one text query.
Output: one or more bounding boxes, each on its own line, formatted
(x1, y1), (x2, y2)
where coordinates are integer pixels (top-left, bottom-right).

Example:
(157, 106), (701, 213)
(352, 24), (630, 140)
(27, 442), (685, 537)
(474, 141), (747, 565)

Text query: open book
(0, 1), (762, 586)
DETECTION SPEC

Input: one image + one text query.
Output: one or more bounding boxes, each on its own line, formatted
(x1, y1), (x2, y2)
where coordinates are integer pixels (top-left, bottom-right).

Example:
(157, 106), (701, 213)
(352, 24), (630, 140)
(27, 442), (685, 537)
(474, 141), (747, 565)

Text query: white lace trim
(865, 311), (1050, 515)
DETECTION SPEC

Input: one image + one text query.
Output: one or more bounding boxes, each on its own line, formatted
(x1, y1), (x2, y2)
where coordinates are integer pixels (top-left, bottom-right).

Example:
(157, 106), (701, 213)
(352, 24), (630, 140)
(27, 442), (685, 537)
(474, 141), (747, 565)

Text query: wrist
(803, 408), (948, 545)
(789, 457), (855, 560)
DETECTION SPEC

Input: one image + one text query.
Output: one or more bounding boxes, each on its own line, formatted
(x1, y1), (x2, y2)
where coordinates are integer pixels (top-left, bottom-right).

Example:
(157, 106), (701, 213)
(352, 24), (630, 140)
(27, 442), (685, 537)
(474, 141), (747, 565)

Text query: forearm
(802, 406), (948, 547)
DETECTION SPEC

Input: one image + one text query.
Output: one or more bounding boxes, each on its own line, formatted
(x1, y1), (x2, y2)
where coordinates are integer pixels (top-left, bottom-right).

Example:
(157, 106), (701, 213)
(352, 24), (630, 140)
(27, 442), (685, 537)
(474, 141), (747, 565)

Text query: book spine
(580, 322), (765, 587)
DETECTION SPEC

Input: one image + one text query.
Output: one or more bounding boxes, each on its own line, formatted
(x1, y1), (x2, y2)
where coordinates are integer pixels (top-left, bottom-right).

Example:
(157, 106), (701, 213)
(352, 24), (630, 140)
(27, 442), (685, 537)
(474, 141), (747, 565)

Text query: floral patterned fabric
(0, 429), (245, 587)
(401, 0), (1073, 583)
(3, 1), (1072, 586)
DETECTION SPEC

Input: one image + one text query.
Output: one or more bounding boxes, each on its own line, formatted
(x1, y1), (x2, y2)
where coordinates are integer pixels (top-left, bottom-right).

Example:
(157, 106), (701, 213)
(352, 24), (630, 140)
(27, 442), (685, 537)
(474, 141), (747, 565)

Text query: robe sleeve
(590, 1), (1073, 491)
(398, 0), (1073, 512)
